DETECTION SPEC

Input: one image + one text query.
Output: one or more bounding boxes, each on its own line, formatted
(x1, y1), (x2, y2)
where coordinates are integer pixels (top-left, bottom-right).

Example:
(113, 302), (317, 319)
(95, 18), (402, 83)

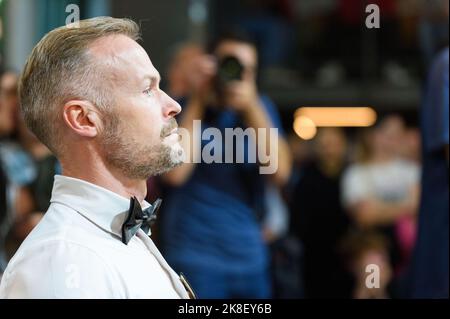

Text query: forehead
(215, 40), (257, 67)
(89, 34), (159, 83)
(379, 117), (405, 133)
(319, 128), (344, 140)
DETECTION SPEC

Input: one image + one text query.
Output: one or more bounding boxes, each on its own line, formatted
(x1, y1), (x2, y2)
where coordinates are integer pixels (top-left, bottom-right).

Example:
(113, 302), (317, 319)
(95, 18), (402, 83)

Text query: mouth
(161, 119), (180, 140)
(163, 127), (180, 141)
(166, 127), (178, 137)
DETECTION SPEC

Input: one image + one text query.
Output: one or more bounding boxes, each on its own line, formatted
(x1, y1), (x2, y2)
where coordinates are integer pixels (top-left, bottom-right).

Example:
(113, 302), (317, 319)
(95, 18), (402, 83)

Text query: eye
(143, 88), (153, 97)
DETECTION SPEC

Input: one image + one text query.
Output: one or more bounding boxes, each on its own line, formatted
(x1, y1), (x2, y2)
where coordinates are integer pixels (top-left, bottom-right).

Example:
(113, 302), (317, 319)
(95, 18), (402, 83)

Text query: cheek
(136, 101), (164, 141)
(117, 97), (162, 141)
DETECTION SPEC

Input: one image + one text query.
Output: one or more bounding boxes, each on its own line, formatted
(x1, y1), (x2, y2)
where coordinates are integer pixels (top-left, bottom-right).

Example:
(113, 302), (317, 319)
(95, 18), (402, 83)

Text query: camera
(214, 55), (244, 103)
(216, 55), (244, 84)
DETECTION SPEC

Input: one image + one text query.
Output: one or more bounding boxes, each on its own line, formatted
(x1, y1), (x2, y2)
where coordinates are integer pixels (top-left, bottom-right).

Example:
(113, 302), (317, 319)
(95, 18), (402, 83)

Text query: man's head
(167, 43), (204, 98)
(372, 114), (406, 157)
(340, 231), (392, 289)
(20, 17), (184, 179)
(315, 127), (347, 165)
(206, 30), (259, 109)
(357, 114), (406, 162)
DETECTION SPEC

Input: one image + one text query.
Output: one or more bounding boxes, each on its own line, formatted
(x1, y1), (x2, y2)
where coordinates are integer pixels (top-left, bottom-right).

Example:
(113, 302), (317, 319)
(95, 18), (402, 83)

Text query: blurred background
(0, 0), (448, 299)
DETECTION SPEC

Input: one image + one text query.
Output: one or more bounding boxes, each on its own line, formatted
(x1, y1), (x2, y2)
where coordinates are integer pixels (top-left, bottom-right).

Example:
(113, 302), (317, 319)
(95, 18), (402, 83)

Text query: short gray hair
(19, 16), (140, 155)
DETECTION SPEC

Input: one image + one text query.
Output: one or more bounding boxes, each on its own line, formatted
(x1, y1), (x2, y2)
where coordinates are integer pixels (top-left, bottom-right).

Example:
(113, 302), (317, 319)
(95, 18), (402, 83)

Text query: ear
(62, 100), (100, 138)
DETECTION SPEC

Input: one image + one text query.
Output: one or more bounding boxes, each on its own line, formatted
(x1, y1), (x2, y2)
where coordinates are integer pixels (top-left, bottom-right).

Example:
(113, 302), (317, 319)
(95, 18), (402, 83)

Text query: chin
(170, 144), (186, 164)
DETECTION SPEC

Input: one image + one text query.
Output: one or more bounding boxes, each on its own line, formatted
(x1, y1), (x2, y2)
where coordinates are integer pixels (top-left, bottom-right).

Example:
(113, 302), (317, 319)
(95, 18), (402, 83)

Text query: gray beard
(101, 133), (183, 180)
(99, 113), (182, 179)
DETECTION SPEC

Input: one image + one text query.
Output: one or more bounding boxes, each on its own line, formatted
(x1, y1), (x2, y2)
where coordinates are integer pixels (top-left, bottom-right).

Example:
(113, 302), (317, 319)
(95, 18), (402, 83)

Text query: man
(160, 31), (292, 298)
(409, 47), (449, 298)
(0, 17), (191, 298)
(290, 128), (353, 298)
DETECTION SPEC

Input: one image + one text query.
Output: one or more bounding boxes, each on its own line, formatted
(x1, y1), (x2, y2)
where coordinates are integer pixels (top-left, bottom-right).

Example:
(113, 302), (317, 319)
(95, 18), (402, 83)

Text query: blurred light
(293, 116), (317, 140)
(294, 107), (377, 127)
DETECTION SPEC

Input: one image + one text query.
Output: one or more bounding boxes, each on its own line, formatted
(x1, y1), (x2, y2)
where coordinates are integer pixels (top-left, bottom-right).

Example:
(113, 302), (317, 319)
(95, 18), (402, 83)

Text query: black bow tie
(121, 196), (162, 245)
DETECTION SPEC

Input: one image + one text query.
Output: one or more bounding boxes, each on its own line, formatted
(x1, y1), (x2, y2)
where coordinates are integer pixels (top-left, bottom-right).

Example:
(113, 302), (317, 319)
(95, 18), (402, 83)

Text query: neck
(371, 152), (393, 163)
(60, 149), (147, 203)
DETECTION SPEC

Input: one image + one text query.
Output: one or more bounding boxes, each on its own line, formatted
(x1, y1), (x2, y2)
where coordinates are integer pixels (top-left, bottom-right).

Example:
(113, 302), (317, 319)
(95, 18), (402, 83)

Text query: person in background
(418, 0), (449, 69)
(2, 71), (60, 214)
(340, 230), (393, 299)
(15, 113), (59, 214)
(398, 127), (421, 164)
(341, 115), (420, 292)
(290, 127), (353, 298)
(160, 30), (292, 299)
(393, 126), (422, 271)
(144, 43), (205, 239)
(166, 43), (204, 100)
(0, 72), (17, 139)
(0, 162), (7, 275)
(409, 47), (448, 299)
(0, 71), (59, 259)
(0, 71), (38, 269)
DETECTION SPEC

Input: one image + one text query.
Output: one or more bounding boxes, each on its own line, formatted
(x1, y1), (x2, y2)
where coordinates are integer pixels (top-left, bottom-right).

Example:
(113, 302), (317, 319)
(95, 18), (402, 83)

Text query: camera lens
(217, 56), (244, 84)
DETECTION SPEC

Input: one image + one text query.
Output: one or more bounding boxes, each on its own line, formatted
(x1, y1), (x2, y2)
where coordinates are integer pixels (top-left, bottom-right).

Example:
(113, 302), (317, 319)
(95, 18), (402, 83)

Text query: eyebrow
(144, 74), (161, 86)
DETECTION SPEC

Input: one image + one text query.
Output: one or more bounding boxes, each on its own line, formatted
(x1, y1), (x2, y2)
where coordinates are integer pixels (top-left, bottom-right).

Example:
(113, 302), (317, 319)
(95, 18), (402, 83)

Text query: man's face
(316, 128), (347, 163)
(90, 35), (184, 179)
(374, 116), (405, 157)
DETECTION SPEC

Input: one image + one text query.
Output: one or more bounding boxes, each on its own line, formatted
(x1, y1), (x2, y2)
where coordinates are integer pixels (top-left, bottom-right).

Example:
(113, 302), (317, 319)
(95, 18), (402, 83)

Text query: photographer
(160, 31), (292, 298)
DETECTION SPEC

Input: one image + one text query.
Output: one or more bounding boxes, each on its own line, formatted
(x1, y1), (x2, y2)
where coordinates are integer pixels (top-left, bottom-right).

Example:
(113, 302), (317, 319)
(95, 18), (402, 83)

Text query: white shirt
(0, 175), (191, 299)
(341, 159), (420, 207)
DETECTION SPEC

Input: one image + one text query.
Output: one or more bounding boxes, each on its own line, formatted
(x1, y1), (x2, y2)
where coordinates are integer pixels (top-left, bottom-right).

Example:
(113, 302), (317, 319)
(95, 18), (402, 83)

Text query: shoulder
(393, 159), (418, 169)
(0, 205), (124, 298)
(258, 94), (278, 116)
(0, 238), (122, 298)
(259, 94), (284, 131)
(393, 159), (420, 178)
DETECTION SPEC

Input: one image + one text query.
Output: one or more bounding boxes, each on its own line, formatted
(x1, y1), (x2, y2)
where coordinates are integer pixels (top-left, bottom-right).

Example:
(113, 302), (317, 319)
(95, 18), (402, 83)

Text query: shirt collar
(50, 175), (152, 241)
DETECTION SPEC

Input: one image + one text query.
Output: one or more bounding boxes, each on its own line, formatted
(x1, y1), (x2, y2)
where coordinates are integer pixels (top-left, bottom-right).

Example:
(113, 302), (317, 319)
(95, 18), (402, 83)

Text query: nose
(162, 90), (182, 118)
